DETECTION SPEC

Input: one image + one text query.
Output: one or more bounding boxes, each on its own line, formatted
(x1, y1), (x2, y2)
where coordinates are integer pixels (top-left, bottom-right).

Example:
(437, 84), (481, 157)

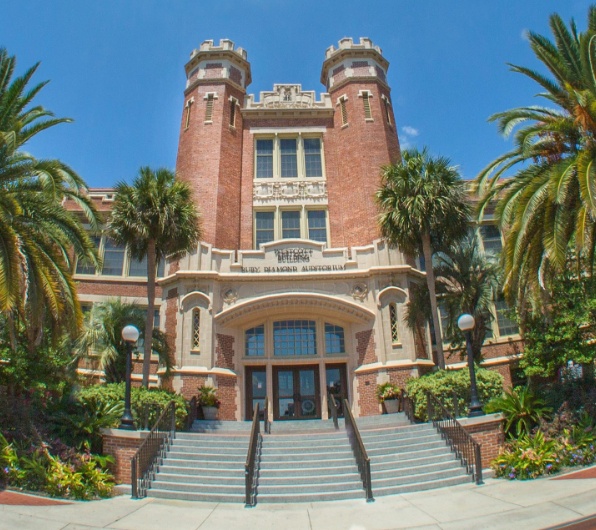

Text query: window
(339, 96), (348, 126)
(361, 91), (372, 120)
(254, 136), (324, 180)
(256, 139), (274, 178)
(129, 256), (166, 278)
(495, 299), (519, 337)
(255, 211), (275, 246)
(245, 325), (265, 356)
(325, 324), (345, 354)
(229, 97), (238, 127)
(479, 225), (502, 254)
(253, 209), (327, 247)
(101, 239), (126, 276)
(280, 139), (298, 178)
(381, 95), (392, 125)
(281, 210), (301, 239)
(192, 308), (200, 350)
(76, 236), (101, 274)
(184, 98), (193, 130)
(389, 303), (399, 344)
(204, 93), (215, 122)
(274, 320), (317, 356)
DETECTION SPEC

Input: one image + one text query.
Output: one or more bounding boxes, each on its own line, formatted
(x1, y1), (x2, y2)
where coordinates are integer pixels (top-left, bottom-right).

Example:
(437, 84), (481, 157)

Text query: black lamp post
(457, 314), (485, 418)
(119, 324), (140, 430)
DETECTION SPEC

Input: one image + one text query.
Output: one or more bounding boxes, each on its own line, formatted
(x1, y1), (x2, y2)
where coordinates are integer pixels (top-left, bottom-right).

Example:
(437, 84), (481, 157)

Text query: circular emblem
(302, 399), (315, 414)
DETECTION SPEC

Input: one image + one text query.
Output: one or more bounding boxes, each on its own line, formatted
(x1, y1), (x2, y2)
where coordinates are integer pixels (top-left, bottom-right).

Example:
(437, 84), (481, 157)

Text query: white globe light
(457, 314), (475, 331)
(122, 325), (140, 343)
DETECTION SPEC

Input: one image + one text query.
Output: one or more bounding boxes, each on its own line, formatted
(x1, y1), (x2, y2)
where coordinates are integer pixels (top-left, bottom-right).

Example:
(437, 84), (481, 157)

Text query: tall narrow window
(382, 95), (392, 126)
(184, 99), (193, 130)
(495, 299), (519, 337)
(362, 92), (372, 120)
(192, 308), (201, 351)
(205, 94), (214, 122)
(255, 211), (274, 246)
(307, 210), (327, 243)
(479, 225), (503, 254)
(101, 239), (126, 276)
(229, 97), (237, 127)
(389, 303), (399, 344)
(76, 236), (101, 275)
(281, 210), (301, 239)
(304, 138), (322, 177)
(246, 325), (265, 356)
(256, 139), (274, 178)
(325, 323), (345, 354)
(339, 96), (348, 126)
(280, 139), (298, 178)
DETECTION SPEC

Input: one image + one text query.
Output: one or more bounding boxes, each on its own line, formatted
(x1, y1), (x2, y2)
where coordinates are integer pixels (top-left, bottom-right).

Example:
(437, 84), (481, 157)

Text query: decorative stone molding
(244, 84), (333, 118)
(351, 282), (368, 301)
(222, 288), (238, 305)
(253, 180), (327, 204)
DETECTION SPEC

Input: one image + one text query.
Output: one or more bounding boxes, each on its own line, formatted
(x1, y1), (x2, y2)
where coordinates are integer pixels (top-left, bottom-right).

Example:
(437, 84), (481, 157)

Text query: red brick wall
(461, 418), (505, 469)
(217, 377), (238, 420)
(356, 372), (379, 416)
(215, 334), (235, 370)
(356, 329), (377, 365)
(181, 374), (208, 400)
(76, 279), (160, 299)
(387, 368), (411, 390)
(102, 432), (147, 484)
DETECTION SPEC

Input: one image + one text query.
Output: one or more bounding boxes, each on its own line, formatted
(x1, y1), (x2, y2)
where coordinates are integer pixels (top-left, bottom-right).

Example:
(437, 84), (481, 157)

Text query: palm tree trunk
(143, 240), (157, 388)
(422, 231), (445, 369)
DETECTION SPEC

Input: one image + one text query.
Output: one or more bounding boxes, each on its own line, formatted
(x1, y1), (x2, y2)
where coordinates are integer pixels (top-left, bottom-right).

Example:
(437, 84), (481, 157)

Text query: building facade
(71, 38), (521, 421)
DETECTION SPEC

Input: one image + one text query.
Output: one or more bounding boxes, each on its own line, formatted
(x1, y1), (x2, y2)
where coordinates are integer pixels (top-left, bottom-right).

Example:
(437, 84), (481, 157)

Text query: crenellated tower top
(184, 39), (252, 92)
(320, 37), (389, 92)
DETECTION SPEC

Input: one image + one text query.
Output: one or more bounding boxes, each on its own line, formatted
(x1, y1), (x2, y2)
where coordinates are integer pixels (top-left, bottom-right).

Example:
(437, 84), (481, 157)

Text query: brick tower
(175, 39), (251, 249)
(321, 37), (401, 248)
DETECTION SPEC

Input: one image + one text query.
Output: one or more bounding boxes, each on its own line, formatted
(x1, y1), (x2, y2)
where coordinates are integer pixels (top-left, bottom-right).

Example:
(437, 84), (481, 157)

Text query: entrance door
(245, 367), (267, 420)
(326, 363), (348, 417)
(273, 366), (320, 420)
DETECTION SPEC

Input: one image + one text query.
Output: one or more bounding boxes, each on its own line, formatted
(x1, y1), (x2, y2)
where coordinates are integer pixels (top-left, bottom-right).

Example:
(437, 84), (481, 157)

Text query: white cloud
(401, 125), (419, 137)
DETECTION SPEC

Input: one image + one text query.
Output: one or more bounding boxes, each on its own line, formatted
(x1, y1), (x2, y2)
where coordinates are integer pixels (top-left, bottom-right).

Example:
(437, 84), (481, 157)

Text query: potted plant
(376, 382), (400, 414)
(198, 385), (221, 420)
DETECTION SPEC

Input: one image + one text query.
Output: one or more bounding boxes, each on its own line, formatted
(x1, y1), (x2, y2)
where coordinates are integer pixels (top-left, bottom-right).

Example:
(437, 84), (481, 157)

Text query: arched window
(389, 303), (399, 344)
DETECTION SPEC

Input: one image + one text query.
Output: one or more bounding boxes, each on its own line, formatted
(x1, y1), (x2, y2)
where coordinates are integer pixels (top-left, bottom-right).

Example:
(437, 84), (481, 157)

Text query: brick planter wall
(101, 429), (149, 484)
(457, 413), (505, 469)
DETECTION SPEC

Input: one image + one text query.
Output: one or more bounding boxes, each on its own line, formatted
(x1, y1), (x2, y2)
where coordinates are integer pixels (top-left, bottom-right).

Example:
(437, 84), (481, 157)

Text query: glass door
(273, 366), (320, 420)
(245, 367), (267, 420)
(326, 363), (348, 417)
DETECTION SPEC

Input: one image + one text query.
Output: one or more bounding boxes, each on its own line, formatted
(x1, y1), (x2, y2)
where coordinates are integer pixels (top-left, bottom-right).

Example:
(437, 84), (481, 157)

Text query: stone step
(262, 440), (351, 453)
(256, 489), (366, 503)
(259, 472), (361, 486)
(258, 463), (359, 476)
(163, 456), (246, 468)
(257, 478), (363, 495)
(371, 466), (468, 489)
(176, 432), (250, 443)
(259, 452), (355, 464)
(167, 444), (248, 455)
(156, 473), (245, 486)
(147, 488), (244, 503)
(371, 458), (460, 478)
(166, 451), (247, 462)
(150, 480), (244, 495)
(159, 464), (242, 476)
(368, 446), (453, 464)
(372, 474), (472, 497)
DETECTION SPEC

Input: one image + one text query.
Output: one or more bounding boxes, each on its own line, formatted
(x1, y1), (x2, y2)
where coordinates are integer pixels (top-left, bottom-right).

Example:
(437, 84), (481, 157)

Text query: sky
(2, 1), (592, 188)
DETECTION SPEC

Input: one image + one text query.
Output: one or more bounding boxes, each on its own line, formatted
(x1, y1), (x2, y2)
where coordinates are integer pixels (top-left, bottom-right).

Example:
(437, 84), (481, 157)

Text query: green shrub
(376, 382), (400, 403)
(405, 368), (503, 421)
(492, 430), (561, 480)
(485, 386), (551, 438)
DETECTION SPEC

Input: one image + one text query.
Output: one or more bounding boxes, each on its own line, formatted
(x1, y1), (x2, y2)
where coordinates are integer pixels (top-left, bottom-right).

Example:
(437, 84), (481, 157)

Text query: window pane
(76, 236), (101, 274)
(307, 210), (327, 243)
(304, 138), (322, 177)
(325, 323), (345, 354)
(495, 299), (518, 336)
(256, 139), (273, 178)
(255, 212), (274, 247)
(280, 139), (297, 178)
(246, 325), (265, 356)
(128, 254), (147, 277)
(157, 258), (165, 278)
(480, 225), (502, 254)
(282, 211), (301, 239)
(101, 239), (125, 276)
(389, 304), (399, 343)
(274, 320), (316, 356)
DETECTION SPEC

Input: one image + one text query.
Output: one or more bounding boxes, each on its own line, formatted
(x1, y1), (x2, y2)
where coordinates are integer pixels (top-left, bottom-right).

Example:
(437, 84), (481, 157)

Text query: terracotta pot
(202, 406), (218, 420)
(383, 398), (399, 414)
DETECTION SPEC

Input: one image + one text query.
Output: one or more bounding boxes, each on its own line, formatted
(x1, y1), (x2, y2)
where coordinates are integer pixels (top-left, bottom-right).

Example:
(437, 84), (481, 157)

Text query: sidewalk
(1, 473), (595, 530)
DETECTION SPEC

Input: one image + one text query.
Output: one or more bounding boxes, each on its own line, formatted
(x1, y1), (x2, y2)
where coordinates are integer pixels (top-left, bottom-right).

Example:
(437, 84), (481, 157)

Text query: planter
(383, 398), (400, 414)
(202, 406), (218, 420)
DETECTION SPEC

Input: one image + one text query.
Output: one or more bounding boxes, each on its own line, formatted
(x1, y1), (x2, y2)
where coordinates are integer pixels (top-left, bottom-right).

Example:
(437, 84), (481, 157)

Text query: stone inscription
(274, 248), (313, 263)
(241, 264), (345, 274)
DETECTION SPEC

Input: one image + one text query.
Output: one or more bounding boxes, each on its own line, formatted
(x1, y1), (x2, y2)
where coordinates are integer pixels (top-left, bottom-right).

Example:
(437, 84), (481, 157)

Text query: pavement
(0, 471), (595, 530)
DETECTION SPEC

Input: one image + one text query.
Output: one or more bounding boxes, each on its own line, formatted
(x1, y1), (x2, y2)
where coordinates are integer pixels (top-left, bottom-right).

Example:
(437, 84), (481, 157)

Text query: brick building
(71, 38), (521, 421)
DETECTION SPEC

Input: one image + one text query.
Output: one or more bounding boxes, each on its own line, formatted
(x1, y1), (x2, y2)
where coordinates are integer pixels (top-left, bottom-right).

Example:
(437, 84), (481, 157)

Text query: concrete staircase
(144, 415), (471, 503)
(357, 413), (471, 496)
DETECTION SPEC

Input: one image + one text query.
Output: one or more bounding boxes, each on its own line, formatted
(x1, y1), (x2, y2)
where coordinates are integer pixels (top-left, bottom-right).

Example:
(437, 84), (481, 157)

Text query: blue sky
(3, 1), (592, 187)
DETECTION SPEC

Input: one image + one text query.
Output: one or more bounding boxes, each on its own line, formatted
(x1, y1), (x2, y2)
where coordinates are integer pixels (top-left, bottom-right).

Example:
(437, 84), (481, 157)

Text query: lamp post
(119, 324), (140, 430)
(457, 314), (485, 418)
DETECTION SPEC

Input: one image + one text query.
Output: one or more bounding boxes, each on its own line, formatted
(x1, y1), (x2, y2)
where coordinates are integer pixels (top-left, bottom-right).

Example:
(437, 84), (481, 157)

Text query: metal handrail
(426, 391), (483, 485)
(245, 402), (262, 507)
(131, 401), (177, 499)
(328, 393), (339, 430)
(263, 397), (271, 435)
(401, 390), (415, 422)
(343, 399), (374, 502)
(186, 396), (198, 431)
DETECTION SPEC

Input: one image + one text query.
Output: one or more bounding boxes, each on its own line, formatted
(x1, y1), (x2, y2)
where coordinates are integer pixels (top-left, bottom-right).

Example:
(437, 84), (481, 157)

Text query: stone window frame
(241, 317), (349, 359)
(337, 95), (349, 127)
(253, 134), (326, 181)
(381, 94), (392, 126)
(203, 92), (218, 124)
(192, 308), (201, 352)
(252, 206), (329, 248)
(184, 97), (194, 130)
(358, 90), (373, 122)
(228, 96), (239, 128)
(389, 302), (399, 345)
(378, 286), (406, 350)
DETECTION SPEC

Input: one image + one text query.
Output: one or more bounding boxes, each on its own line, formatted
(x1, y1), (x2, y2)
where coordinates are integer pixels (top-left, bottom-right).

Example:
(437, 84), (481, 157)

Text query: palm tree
(434, 232), (501, 360)
(108, 167), (201, 387)
(475, 7), (596, 315)
(377, 147), (470, 369)
(74, 299), (172, 383)
(0, 49), (99, 348)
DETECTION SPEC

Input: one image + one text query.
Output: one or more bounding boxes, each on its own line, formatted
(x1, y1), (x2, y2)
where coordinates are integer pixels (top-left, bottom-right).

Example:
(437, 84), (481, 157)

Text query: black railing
(186, 396), (198, 431)
(426, 392), (483, 485)
(328, 393), (339, 430)
(131, 401), (176, 499)
(343, 399), (374, 502)
(401, 390), (415, 422)
(245, 402), (262, 507)
(263, 398), (271, 435)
